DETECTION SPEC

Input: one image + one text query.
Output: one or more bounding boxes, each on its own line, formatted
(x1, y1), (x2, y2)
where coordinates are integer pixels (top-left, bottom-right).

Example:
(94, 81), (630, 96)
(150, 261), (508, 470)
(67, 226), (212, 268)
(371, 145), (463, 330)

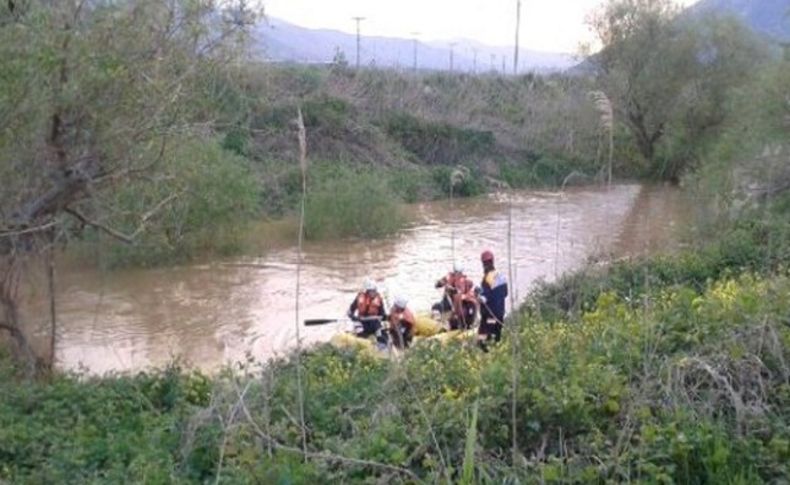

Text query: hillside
(252, 17), (577, 73)
(689, 0), (790, 41)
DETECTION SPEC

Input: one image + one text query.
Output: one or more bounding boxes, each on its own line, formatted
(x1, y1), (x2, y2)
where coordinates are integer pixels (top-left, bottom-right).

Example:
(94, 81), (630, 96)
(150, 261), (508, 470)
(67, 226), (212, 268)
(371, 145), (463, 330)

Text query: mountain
(251, 18), (577, 73)
(688, 0), (790, 42)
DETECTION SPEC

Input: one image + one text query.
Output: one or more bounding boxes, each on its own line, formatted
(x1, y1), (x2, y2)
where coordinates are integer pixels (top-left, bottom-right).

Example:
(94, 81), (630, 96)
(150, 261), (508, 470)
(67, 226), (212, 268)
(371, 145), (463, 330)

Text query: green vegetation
(588, 0), (766, 180)
(2, 228), (789, 481)
(1, 0), (778, 272)
(384, 112), (496, 165)
(1, 0), (789, 481)
(528, 216), (790, 322)
(0, 360), (213, 483)
(304, 167), (405, 240)
(88, 139), (262, 268)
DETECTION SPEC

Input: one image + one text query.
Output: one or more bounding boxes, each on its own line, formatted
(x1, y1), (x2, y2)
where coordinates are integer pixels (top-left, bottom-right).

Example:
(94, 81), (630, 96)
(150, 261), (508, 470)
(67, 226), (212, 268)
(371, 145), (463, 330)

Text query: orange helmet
(481, 250), (494, 263)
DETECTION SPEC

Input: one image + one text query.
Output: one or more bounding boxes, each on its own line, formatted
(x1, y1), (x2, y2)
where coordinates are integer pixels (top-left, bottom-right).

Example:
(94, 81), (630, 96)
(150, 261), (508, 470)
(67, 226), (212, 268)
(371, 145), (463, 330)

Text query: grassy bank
(3, 212), (789, 483)
(70, 62), (666, 267)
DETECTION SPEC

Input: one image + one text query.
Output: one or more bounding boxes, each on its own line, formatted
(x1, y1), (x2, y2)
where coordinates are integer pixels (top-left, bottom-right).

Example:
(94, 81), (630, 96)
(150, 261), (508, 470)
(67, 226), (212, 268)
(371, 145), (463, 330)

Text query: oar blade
(304, 318), (339, 326)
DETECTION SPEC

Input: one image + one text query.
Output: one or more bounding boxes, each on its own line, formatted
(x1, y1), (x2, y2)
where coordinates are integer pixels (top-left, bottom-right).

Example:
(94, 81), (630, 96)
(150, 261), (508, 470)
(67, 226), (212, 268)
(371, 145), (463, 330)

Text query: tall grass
(460, 401), (479, 485)
(588, 90), (614, 186)
(294, 107), (308, 458)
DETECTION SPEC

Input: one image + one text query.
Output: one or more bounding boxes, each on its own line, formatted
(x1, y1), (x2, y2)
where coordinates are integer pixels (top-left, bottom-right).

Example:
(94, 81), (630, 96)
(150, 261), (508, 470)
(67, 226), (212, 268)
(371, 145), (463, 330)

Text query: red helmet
(480, 250), (494, 263)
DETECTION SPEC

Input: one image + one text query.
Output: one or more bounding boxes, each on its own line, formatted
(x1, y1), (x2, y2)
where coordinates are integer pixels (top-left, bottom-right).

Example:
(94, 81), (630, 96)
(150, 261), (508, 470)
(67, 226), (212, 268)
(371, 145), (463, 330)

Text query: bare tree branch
(63, 207), (134, 244)
(64, 193), (177, 245)
(0, 221), (58, 239)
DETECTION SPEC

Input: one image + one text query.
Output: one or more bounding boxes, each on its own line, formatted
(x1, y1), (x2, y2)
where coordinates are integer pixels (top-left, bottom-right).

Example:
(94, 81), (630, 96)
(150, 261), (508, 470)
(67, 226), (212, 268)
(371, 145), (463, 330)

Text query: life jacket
(356, 292), (383, 317)
(388, 306), (415, 330)
(442, 272), (469, 294)
(482, 270), (507, 292)
(480, 269), (508, 323)
(459, 278), (475, 300)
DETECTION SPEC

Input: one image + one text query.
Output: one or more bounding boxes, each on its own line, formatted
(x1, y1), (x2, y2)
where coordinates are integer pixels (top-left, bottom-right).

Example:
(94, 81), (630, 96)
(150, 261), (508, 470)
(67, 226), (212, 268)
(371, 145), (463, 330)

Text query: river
(29, 183), (689, 374)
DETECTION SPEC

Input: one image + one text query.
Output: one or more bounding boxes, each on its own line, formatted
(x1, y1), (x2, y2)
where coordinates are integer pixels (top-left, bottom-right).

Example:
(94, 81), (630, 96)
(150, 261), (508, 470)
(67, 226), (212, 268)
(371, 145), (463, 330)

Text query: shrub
(304, 167), (406, 240)
(0, 362), (210, 483)
(88, 138), (261, 267)
(429, 166), (487, 198)
(384, 113), (495, 165)
(528, 216), (790, 321)
(302, 95), (352, 136)
(499, 155), (594, 188)
(387, 166), (443, 203)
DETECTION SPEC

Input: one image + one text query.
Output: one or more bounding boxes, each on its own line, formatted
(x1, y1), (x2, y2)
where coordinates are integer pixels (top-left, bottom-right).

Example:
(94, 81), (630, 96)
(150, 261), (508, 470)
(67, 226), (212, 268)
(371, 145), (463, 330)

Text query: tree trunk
(46, 241), (57, 370)
(0, 258), (37, 376)
(627, 108), (664, 166)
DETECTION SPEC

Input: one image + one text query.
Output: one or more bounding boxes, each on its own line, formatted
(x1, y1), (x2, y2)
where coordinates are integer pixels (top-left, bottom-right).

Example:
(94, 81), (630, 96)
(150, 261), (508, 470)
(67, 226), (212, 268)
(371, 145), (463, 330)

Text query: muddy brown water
(23, 184), (690, 374)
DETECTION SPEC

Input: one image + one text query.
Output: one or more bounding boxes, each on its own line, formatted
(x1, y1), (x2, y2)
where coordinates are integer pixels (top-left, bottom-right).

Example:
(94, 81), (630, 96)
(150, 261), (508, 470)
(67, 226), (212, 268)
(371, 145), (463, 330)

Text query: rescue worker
(388, 296), (416, 349)
(348, 278), (386, 338)
(434, 262), (476, 330)
(476, 250), (508, 351)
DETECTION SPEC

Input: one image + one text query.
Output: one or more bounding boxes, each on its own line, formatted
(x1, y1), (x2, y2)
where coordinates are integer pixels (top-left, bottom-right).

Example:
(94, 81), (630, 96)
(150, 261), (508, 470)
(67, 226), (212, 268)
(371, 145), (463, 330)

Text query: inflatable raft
(329, 313), (476, 353)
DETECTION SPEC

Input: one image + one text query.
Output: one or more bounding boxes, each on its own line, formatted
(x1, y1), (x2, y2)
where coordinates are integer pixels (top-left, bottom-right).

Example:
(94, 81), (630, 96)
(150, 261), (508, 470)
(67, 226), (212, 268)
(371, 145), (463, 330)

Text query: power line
(411, 32), (420, 72)
(514, 0), (522, 75)
(352, 16), (365, 70)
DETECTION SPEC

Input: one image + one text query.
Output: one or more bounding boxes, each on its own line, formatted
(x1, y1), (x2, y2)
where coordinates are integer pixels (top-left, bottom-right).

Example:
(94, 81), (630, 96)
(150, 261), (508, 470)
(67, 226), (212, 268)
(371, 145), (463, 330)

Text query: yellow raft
(413, 314), (443, 337)
(330, 313), (475, 353)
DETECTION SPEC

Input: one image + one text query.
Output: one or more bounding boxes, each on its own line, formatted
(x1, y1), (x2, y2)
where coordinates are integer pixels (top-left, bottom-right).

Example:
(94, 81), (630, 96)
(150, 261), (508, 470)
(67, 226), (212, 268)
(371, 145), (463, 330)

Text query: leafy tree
(589, 0), (697, 169)
(0, 0), (257, 373)
(588, 0), (765, 179)
(331, 46), (350, 73)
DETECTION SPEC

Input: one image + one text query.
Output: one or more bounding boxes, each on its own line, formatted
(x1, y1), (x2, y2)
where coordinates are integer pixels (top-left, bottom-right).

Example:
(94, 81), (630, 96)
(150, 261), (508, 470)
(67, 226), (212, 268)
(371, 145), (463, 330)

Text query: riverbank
(3, 206), (788, 483)
(78, 157), (604, 270)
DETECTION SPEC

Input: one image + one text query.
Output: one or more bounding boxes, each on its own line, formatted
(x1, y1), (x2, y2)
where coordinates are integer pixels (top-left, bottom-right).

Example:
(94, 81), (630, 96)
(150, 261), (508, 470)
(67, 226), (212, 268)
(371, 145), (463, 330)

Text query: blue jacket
(480, 269), (508, 323)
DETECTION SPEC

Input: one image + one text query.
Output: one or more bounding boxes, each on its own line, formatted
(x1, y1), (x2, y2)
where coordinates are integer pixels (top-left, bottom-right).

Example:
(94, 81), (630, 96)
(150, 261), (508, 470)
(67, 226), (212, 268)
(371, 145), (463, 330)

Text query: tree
(675, 15), (766, 144)
(588, 0), (767, 180)
(0, 0), (257, 374)
(588, 0), (696, 173)
(331, 46), (350, 72)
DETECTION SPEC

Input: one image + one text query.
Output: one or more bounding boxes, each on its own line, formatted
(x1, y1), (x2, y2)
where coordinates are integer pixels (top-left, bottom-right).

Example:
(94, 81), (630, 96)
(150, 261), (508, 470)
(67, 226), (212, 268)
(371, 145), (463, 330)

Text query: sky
(262, 0), (700, 53)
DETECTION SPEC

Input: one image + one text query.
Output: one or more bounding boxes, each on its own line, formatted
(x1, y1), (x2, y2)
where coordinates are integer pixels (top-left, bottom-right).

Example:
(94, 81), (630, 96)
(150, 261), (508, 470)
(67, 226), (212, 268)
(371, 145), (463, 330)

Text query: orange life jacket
(388, 307), (415, 330)
(441, 272), (468, 292)
(356, 292), (383, 317)
(458, 278), (476, 301)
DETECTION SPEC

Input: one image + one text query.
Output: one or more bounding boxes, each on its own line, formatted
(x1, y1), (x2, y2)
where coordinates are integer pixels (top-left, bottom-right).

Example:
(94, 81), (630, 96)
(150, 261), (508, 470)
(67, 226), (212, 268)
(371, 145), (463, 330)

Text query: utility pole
(501, 55), (506, 75)
(514, 0), (521, 75)
(449, 42), (457, 72)
(490, 53), (496, 73)
(411, 32), (420, 73)
(472, 47), (478, 74)
(352, 16), (365, 70)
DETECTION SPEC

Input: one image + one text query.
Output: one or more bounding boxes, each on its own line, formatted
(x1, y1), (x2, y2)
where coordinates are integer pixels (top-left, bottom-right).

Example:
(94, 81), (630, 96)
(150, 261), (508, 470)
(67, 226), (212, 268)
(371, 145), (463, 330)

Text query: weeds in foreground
(2, 262), (788, 482)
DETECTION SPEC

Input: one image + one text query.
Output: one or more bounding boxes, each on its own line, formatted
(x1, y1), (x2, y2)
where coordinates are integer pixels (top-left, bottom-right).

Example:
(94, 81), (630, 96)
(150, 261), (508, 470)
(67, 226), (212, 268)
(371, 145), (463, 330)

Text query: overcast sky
(263, 0), (700, 53)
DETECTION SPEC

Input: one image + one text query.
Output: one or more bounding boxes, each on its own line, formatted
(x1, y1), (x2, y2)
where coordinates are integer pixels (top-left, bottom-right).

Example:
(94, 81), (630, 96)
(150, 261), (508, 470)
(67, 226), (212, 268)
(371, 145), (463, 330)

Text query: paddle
(303, 316), (382, 326)
(304, 318), (340, 326)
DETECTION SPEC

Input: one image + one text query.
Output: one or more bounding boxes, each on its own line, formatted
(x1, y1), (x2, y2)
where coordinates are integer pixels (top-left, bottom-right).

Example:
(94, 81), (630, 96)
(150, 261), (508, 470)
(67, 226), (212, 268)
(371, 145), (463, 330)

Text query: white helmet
(363, 278), (377, 292)
(453, 262), (464, 273)
(393, 296), (408, 309)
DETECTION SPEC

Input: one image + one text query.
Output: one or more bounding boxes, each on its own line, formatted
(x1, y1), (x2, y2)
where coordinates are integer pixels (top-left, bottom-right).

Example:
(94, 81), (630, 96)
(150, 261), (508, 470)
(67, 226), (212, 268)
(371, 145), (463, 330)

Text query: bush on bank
(303, 166), (407, 240)
(527, 215), (790, 322)
(80, 138), (261, 268)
